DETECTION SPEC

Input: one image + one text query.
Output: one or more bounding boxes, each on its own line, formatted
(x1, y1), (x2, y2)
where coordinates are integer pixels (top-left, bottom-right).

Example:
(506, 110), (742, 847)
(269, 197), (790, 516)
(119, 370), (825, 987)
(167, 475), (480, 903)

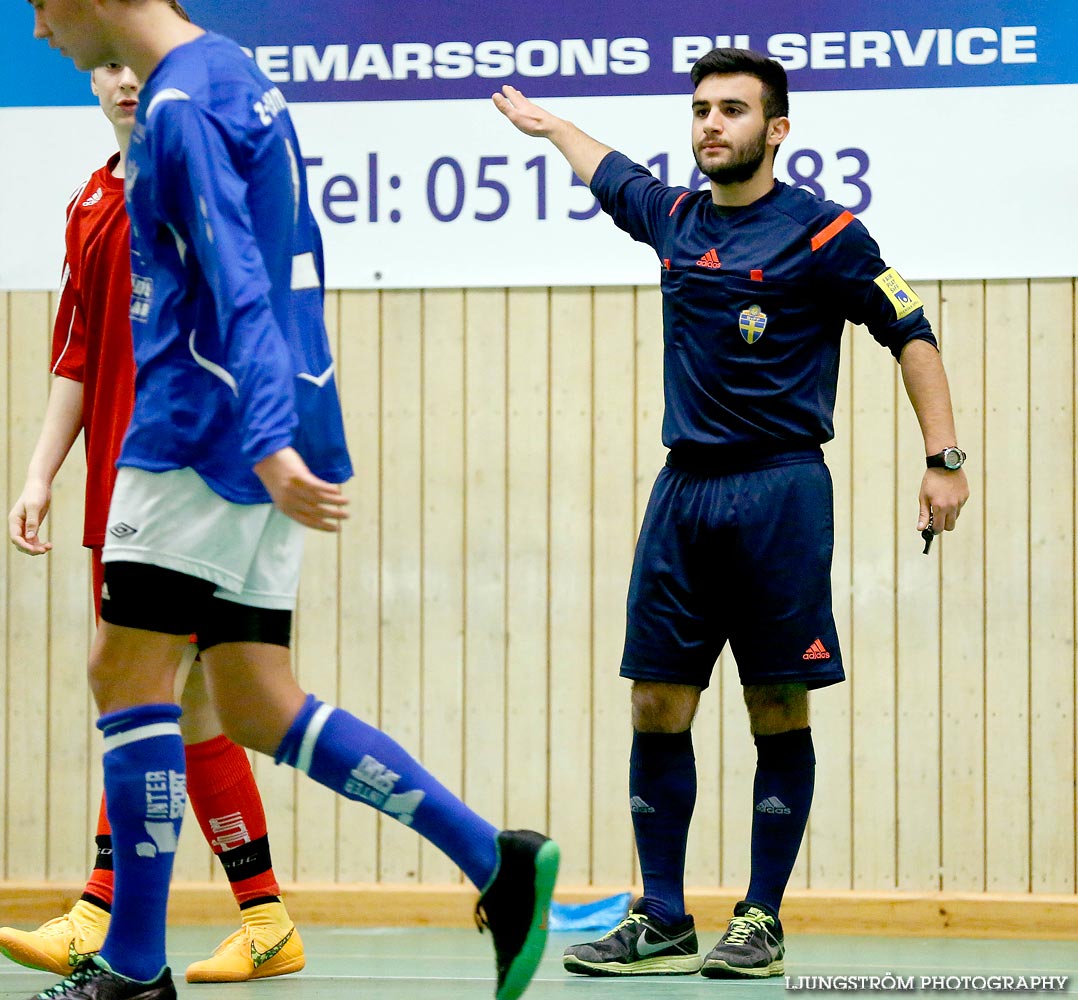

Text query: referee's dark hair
(690, 48), (789, 120)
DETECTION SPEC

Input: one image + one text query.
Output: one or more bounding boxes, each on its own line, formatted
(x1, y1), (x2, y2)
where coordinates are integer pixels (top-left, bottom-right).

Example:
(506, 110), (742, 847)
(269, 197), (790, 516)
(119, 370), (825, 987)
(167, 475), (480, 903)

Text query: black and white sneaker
(701, 901), (785, 978)
(31, 958), (176, 999)
(563, 900), (703, 976)
(475, 829), (560, 1000)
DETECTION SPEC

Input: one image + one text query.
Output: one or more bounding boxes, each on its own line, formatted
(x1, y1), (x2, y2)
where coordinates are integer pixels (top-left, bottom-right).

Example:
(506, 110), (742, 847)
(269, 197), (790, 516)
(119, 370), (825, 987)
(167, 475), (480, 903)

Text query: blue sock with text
(96, 704), (185, 981)
(275, 695), (498, 889)
(745, 727), (815, 917)
(630, 729), (696, 926)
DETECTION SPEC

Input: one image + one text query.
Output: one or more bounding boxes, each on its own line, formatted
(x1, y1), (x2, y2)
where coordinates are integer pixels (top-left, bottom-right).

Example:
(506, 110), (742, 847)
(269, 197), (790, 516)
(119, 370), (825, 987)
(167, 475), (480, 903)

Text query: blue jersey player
(495, 48), (968, 979)
(27, 3), (558, 1000)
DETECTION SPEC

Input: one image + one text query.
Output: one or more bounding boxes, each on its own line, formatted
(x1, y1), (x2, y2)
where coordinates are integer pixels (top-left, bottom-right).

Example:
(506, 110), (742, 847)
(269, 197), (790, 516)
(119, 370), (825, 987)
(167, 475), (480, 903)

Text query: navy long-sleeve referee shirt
(591, 151), (936, 454)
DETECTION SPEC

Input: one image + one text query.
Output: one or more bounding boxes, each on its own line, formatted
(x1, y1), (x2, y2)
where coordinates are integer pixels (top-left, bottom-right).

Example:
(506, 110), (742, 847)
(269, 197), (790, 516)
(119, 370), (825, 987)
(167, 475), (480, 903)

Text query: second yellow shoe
(185, 899), (305, 983)
(0, 899), (110, 975)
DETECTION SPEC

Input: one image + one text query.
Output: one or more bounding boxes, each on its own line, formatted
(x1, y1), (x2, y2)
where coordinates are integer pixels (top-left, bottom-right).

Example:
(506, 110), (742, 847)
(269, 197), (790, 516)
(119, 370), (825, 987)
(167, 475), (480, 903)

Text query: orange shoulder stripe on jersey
(668, 191), (690, 217)
(810, 210), (855, 252)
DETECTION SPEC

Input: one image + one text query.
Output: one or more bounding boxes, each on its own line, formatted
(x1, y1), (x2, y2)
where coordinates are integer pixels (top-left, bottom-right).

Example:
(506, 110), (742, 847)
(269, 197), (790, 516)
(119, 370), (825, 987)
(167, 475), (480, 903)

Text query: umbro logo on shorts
(109, 521), (139, 539)
(802, 638), (831, 660)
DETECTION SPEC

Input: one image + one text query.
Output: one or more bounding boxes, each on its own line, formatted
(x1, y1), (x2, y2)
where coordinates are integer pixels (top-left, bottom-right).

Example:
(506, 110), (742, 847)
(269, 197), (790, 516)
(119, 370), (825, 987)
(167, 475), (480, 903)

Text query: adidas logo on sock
(629, 795), (656, 814)
(755, 795), (792, 815)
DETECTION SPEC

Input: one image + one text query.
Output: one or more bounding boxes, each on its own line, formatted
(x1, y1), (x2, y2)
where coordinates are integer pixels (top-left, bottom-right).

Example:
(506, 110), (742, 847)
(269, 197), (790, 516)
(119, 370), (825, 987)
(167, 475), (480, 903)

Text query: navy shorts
(621, 452), (845, 690)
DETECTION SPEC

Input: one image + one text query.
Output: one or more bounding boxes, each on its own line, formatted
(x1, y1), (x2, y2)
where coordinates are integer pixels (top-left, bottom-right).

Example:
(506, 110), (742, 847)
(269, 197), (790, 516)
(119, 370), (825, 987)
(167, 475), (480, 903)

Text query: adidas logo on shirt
(696, 248), (721, 269)
(82, 187), (104, 207)
(755, 795), (792, 815)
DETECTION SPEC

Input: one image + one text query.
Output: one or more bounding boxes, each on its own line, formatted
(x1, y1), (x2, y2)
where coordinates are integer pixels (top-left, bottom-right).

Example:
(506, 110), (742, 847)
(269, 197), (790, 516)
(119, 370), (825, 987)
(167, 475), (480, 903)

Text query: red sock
(82, 794), (114, 909)
(184, 735), (281, 908)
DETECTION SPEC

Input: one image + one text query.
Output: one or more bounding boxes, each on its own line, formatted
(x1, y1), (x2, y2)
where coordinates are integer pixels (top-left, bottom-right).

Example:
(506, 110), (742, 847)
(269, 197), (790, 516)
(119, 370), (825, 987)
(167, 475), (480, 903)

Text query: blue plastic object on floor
(548, 892), (632, 932)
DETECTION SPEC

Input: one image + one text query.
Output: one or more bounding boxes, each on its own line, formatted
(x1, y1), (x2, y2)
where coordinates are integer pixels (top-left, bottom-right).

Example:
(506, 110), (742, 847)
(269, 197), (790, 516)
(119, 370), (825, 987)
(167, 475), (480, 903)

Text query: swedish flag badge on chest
(739, 304), (767, 344)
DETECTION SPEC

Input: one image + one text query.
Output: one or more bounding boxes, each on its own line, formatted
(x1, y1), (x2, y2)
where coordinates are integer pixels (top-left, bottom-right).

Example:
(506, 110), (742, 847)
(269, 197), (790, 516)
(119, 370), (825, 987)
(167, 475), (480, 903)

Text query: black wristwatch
(926, 446), (966, 470)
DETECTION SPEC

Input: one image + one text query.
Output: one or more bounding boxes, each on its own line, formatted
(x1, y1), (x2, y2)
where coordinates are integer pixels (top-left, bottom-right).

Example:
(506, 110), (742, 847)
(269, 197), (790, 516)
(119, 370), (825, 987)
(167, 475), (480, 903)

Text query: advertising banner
(2, 1), (1075, 288)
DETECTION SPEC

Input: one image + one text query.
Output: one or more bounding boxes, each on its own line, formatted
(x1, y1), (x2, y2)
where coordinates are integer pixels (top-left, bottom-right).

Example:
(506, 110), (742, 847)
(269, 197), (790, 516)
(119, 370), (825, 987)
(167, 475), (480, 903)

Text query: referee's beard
(693, 123), (769, 186)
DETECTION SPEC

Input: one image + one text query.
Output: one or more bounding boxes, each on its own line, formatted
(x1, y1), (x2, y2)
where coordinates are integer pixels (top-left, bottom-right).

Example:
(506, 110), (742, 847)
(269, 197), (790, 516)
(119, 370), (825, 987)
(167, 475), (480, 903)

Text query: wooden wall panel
(849, 322), (898, 889)
(419, 289), (466, 884)
(504, 288), (550, 842)
(811, 324), (854, 890)
(590, 287), (638, 887)
(334, 289), (382, 884)
(6, 292), (52, 880)
(461, 288), (507, 832)
(44, 436), (92, 883)
(983, 280), (1031, 892)
(377, 290), (424, 882)
(0, 294), (10, 878)
(939, 281), (987, 891)
(1028, 278), (1075, 893)
(1, 276), (1077, 907)
(548, 288), (593, 883)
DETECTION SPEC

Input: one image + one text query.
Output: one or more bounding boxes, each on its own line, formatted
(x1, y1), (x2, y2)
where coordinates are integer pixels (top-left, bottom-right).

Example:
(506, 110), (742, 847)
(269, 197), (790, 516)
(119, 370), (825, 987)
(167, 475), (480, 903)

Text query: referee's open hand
(492, 85), (558, 138)
(254, 447), (349, 532)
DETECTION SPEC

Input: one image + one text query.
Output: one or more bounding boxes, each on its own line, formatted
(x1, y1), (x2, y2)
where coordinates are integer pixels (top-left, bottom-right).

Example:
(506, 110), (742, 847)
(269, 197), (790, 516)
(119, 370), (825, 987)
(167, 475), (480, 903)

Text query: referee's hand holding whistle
(918, 456), (969, 555)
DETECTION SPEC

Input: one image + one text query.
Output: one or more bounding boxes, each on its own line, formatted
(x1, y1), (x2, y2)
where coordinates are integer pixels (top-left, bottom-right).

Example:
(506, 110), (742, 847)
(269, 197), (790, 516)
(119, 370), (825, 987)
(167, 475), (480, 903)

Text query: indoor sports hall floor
(0, 927), (1075, 998)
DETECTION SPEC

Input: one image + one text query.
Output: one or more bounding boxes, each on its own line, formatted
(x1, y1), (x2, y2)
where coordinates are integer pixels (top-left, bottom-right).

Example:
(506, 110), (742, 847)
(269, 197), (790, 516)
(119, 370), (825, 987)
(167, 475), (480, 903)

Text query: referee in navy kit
(494, 46), (967, 980)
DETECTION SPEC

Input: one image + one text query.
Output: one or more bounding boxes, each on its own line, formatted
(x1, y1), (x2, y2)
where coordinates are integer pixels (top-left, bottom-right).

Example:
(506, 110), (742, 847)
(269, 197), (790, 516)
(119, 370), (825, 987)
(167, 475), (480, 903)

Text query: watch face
(944, 448), (964, 469)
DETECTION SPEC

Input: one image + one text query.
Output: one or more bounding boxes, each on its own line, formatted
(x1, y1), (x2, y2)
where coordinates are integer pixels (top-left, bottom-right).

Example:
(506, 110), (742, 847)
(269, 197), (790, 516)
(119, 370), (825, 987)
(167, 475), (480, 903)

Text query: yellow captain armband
(873, 267), (923, 320)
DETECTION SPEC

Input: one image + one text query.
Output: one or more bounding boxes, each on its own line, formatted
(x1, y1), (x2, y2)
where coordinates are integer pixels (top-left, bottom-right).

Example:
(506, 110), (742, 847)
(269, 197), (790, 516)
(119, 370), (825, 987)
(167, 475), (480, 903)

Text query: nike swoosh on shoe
(251, 928), (293, 968)
(637, 929), (694, 958)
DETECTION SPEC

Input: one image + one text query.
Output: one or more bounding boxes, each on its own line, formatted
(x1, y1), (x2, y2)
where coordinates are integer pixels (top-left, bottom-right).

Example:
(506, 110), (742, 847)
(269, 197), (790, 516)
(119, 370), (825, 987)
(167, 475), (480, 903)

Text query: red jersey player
(4, 53), (305, 986)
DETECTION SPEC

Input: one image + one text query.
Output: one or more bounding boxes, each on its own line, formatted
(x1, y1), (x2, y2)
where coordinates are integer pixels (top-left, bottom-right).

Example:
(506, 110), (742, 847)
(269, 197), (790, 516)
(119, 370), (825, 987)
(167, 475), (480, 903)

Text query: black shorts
(621, 452), (845, 690)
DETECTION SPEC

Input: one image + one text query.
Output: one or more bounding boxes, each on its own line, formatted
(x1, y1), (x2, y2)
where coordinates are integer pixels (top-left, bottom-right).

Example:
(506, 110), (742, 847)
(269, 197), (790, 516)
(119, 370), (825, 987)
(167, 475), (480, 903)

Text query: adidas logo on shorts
(802, 638), (831, 660)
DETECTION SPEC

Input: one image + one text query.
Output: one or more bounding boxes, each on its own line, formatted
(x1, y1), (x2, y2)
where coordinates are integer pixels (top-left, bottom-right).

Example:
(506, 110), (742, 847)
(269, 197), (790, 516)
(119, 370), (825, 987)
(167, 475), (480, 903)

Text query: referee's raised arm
(492, 84), (612, 185)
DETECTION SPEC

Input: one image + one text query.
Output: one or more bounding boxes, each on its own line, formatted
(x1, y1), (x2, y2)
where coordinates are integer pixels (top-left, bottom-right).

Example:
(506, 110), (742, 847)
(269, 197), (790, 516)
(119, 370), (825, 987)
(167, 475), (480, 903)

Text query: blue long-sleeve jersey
(122, 32), (352, 503)
(591, 151), (936, 454)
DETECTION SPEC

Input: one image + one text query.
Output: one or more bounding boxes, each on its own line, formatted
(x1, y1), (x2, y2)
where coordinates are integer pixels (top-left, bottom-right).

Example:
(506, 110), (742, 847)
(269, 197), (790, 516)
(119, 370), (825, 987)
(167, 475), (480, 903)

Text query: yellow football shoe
(185, 899), (305, 983)
(0, 899), (109, 974)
